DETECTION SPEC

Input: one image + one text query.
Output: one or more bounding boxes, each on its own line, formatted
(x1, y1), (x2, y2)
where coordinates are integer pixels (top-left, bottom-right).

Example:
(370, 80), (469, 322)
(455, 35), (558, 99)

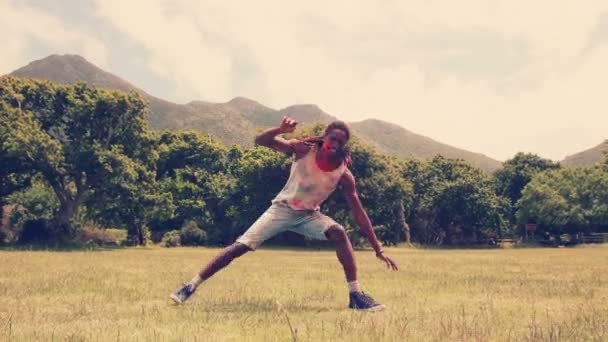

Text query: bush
(179, 221), (207, 246)
(0, 226), (13, 245)
(105, 229), (128, 244)
(162, 230), (181, 247)
(1, 205), (18, 244)
(77, 225), (126, 247)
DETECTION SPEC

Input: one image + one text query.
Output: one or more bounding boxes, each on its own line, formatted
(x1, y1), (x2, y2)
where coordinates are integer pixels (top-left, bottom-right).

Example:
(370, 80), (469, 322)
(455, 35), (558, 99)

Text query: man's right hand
(279, 116), (298, 133)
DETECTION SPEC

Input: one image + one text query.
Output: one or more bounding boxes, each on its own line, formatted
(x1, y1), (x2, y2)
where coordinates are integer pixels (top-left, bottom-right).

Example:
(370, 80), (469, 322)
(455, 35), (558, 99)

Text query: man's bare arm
(340, 170), (382, 252)
(340, 169), (399, 271)
(254, 116), (310, 158)
(254, 116), (296, 154)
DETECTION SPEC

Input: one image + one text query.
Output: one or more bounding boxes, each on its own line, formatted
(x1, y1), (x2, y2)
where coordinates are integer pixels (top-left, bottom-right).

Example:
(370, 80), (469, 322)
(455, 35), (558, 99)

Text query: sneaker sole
(350, 304), (386, 312)
(366, 304), (385, 312)
(170, 293), (184, 304)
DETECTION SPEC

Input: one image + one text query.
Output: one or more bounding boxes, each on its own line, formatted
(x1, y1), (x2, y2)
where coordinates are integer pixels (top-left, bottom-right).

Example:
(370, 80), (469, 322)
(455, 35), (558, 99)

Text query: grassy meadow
(0, 245), (607, 341)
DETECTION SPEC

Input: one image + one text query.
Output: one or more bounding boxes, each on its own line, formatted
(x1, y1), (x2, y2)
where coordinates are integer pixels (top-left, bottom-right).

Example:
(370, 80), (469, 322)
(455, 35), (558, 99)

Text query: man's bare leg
(197, 242), (251, 282)
(325, 226), (357, 282)
(325, 225), (385, 311)
(171, 242), (251, 304)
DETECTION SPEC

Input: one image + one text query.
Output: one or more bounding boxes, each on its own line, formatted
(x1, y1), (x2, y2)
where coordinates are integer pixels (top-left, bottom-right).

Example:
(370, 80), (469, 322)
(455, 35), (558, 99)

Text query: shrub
(77, 225), (126, 247)
(179, 221), (207, 246)
(0, 226), (13, 245)
(162, 230), (181, 248)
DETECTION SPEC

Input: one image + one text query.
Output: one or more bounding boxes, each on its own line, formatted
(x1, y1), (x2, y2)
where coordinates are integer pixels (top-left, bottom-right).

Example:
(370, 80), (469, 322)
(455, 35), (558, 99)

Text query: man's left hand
(376, 251), (399, 271)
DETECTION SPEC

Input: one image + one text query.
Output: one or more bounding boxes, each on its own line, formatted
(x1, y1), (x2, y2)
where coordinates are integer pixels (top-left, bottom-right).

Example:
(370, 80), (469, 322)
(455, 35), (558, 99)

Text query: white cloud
(0, 1), (108, 73)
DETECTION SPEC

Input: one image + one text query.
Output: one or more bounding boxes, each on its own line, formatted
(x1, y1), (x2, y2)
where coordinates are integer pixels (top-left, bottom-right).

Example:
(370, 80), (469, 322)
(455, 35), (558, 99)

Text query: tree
(0, 101), (33, 203)
(0, 77), (154, 240)
(153, 130), (237, 244)
(2, 177), (59, 243)
(1, 98), (49, 228)
(404, 156), (510, 245)
(341, 143), (413, 246)
(156, 130), (227, 179)
(494, 153), (560, 208)
(83, 152), (174, 245)
(516, 166), (608, 234)
(225, 146), (291, 243)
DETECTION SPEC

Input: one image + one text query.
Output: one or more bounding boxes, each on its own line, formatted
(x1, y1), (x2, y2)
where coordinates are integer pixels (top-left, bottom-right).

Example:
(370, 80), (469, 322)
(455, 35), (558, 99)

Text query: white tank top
(272, 144), (347, 211)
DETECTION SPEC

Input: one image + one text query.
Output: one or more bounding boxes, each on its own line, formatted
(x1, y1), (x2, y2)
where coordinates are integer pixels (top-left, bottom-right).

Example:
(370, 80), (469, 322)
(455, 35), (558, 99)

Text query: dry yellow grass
(1, 245), (607, 341)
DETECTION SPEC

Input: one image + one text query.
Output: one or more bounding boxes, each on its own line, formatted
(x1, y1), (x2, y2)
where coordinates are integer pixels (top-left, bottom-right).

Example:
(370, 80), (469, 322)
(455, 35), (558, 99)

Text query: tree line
(1, 77), (607, 247)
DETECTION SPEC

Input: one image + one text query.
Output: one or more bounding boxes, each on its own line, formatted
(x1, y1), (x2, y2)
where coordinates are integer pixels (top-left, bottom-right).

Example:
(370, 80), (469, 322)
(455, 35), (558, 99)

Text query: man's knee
(325, 225), (348, 241)
(228, 242), (252, 258)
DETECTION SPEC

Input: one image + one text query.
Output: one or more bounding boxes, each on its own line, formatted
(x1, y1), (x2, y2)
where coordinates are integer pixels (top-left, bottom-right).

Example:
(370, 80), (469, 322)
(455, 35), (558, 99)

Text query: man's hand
(279, 116), (298, 134)
(376, 251), (399, 271)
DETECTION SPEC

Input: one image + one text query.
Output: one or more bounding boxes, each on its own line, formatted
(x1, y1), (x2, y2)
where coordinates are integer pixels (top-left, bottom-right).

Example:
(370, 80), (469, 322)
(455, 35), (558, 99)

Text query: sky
(1, 0), (608, 161)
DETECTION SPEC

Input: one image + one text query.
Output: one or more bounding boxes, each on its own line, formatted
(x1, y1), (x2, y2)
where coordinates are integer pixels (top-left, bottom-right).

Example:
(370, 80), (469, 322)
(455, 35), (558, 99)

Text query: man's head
(321, 121), (350, 162)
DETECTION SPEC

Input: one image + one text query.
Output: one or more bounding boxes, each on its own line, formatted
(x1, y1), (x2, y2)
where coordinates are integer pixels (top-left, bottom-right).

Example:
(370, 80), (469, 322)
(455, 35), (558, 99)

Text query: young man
(171, 117), (399, 311)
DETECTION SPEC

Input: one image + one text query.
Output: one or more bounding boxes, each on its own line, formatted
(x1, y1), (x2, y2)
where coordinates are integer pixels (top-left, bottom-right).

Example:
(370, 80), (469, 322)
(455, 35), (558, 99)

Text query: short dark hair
(324, 120), (350, 141)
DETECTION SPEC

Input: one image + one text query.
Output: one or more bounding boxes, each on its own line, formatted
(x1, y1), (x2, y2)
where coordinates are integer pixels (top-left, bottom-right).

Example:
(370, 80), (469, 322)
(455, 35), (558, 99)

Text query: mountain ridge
(8, 54), (506, 170)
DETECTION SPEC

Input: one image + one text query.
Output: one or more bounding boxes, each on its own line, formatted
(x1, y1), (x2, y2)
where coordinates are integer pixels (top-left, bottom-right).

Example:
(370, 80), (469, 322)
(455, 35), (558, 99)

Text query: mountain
(10, 54), (135, 92)
(279, 104), (335, 125)
(10, 54), (257, 146)
(561, 140), (608, 167)
(8, 54), (502, 170)
(8, 55), (334, 147)
(224, 97), (282, 127)
(221, 98), (335, 128)
(350, 119), (502, 171)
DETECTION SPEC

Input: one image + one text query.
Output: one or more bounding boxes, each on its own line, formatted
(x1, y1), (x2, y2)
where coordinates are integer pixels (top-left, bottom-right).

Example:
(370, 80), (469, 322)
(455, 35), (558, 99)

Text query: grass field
(1, 245), (607, 341)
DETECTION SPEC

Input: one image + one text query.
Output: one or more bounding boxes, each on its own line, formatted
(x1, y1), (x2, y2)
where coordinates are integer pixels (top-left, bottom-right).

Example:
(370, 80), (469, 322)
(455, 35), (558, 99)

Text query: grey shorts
(236, 202), (344, 250)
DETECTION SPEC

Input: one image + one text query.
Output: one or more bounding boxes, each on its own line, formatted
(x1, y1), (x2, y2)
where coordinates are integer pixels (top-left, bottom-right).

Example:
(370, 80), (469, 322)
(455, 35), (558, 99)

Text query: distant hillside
(10, 54), (255, 146)
(223, 97), (281, 128)
(221, 98), (335, 128)
(11, 54), (135, 92)
(8, 54), (503, 170)
(562, 140), (608, 167)
(350, 119), (502, 171)
(279, 104), (335, 125)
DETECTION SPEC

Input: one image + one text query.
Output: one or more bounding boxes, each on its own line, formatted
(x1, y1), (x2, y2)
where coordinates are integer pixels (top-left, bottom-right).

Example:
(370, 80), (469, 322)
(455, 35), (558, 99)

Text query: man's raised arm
(254, 116), (298, 154)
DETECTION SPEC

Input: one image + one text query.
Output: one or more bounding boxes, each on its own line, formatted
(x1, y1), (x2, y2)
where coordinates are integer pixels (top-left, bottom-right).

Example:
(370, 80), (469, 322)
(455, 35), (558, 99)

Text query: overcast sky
(2, 0), (607, 161)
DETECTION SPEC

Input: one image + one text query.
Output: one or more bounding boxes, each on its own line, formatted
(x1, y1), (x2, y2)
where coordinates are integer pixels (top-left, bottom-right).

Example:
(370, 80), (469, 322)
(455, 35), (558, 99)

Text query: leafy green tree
(2, 177), (58, 243)
(153, 130), (237, 244)
(5, 177), (59, 222)
(224, 146), (290, 243)
(158, 168), (212, 230)
(357, 169), (413, 245)
(0, 77), (154, 240)
(404, 156), (509, 245)
(516, 166), (608, 234)
(83, 153), (174, 245)
(179, 220), (208, 246)
(329, 141), (413, 246)
(156, 130), (227, 179)
(494, 153), (560, 208)
(0, 101), (33, 203)
(0, 98), (51, 227)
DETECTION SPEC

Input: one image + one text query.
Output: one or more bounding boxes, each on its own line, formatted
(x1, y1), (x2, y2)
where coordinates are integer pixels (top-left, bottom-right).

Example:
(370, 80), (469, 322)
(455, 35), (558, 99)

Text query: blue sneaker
(348, 291), (385, 311)
(170, 283), (195, 304)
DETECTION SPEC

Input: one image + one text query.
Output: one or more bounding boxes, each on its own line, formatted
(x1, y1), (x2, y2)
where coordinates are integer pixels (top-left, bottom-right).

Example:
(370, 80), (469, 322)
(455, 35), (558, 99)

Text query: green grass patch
(0, 246), (607, 341)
